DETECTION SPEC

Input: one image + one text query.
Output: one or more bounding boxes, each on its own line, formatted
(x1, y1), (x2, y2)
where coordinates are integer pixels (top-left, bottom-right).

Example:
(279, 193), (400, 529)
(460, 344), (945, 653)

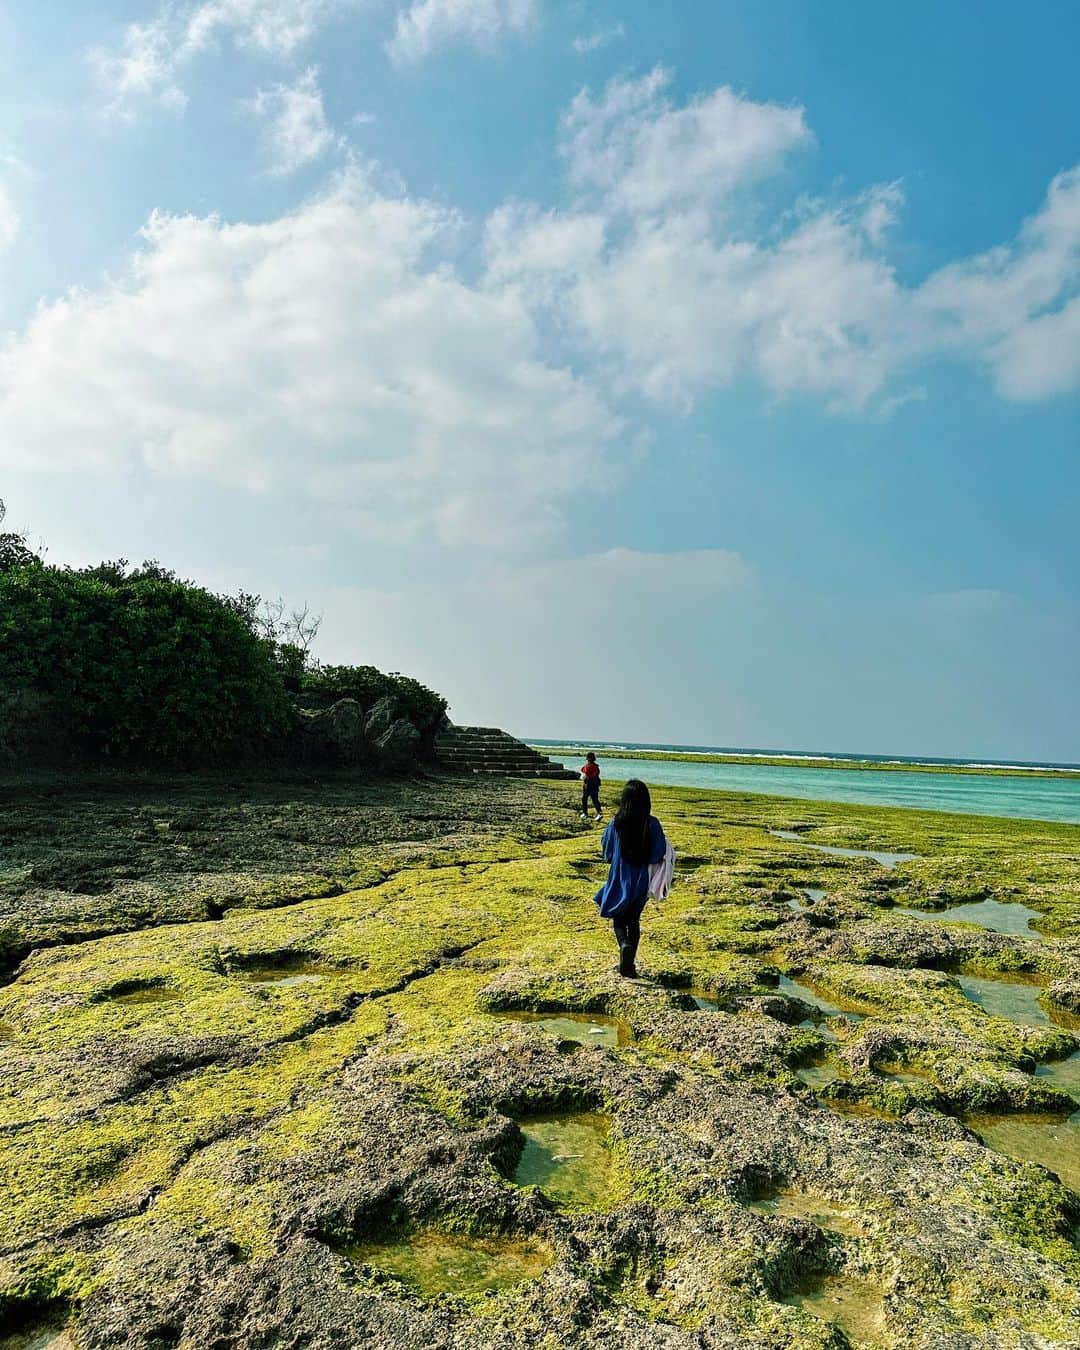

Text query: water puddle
(345, 1229), (551, 1298)
(877, 1063), (932, 1088)
(956, 973), (1050, 1027)
(687, 990), (723, 1011)
(1037, 1051), (1080, 1100)
(778, 975), (866, 1024)
(500, 1012), (630, 1047)
(749, 1187), (864, 1236)
(786, 887), (827, 912)
(0, 1322), (72, 1350)
(238, 961), (330, 988)
(513, 1113), (617, 1210)
(892, 898), (1042, 937)
(770, 830), (917, 869)
(109, 984), (182, 1006)
(780, 1273), (889, 1346)
(971, 1111), (1080, 1194)
(796, 1062), (842, 1090)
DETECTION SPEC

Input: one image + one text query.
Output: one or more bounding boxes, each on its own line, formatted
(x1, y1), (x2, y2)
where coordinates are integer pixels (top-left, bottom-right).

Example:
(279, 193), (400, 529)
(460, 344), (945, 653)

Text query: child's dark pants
(582, 780), (601, 814)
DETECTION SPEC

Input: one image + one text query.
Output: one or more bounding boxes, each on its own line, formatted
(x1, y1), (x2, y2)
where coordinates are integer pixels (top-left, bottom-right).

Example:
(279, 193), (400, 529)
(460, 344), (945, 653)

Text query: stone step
(441, 746), (555, 760)
(435, 724), (575, 777)
(437, 737), (527, 750)
(444, 758), (563, 770)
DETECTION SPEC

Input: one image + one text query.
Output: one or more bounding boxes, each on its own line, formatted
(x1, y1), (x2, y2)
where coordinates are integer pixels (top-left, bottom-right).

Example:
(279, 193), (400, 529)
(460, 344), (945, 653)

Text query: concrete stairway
(435, 726), (576, 778)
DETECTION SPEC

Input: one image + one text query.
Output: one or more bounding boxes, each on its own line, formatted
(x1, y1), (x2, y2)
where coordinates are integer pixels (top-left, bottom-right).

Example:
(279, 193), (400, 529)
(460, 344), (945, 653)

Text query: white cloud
(0, 177), (18, 251)
(489, 74), (1080, 409)
(183, 0), (349, 55)
(561, 68), (812, 214)
(388, 0), (538, 62)
(565, 207), (905, 409)
(246, 67), (337, 174)
(572, 24), (624, 55)
(0, 173), (618, 547)
(91, 0), (352, 117)
(918, 168), (1080, 399)
(0, 151), (37, 252)
(486, 79), (903, 409)
(90, 16), (189, 118)
(484, 202), (606, 294)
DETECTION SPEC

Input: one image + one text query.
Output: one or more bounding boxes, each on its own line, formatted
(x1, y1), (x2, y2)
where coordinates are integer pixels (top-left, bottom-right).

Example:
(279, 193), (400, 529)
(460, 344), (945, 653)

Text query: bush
(298, 664), (447, 732)
(0, 561), (296, 762)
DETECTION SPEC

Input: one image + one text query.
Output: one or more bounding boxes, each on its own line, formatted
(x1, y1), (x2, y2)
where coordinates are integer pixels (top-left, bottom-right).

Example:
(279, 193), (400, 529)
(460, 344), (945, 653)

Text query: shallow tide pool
(499, 1012), (630, 1047)
(346, 1230), (552, 1298)
(956, 973), (1050, 1026)
(892, 898), (1042, 937)
(769, 830), (918, 869)
(513, 1113), (618, 1210)
(781, 1273), (889, 1346)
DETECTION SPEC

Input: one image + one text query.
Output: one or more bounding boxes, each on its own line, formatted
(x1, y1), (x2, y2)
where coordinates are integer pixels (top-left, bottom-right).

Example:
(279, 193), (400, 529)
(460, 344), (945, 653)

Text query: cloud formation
(388, 0), (538, 63)
(92, 0), (541, 113)
(919, 167), (1080, 399)
(5, 70), (1079, 560)
(0, 174), (616, 547)
(562, 69), (811, 214)
(92, 0), (353, 117)
(0, 177), (18, 250)
(572, 24), (624, 56)
(489, 72), (1080, 410)
(246, 67), (337, 174)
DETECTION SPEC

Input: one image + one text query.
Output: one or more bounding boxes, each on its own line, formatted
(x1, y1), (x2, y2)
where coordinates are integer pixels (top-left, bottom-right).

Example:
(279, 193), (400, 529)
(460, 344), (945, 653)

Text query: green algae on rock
(2, 772), (1080, 1346)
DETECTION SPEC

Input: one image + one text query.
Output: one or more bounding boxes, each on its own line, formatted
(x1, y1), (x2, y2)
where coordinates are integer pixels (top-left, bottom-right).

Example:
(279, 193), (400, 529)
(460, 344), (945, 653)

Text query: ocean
(530, 741), (1080, 824)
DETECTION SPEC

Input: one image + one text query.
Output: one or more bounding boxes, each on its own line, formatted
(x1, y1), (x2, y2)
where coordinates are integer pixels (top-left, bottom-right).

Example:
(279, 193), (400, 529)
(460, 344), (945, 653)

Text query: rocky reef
(1, 773), (1079, 1347)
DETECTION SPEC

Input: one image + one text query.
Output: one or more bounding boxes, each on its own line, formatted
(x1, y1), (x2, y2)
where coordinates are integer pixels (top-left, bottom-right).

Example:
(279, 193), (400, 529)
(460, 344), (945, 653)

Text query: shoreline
(533, 744), (1080, 781)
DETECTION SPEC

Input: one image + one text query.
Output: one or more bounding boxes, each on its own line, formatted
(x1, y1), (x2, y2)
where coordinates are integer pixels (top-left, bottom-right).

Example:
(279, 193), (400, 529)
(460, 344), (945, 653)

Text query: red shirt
(581, 761), (600, 780)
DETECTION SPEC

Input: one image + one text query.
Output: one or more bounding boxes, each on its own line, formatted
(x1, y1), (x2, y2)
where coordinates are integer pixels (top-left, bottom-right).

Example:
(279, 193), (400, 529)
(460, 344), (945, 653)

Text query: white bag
(648, 841), (676, 901)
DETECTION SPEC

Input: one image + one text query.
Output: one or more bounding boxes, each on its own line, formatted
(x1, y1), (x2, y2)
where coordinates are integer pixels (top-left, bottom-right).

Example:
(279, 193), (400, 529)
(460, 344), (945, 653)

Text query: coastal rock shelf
(2, 773), (1080, 1347)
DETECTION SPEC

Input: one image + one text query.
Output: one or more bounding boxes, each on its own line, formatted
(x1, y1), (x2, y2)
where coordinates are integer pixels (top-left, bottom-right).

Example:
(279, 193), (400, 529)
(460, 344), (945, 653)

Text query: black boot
(618, 942), (638, 979)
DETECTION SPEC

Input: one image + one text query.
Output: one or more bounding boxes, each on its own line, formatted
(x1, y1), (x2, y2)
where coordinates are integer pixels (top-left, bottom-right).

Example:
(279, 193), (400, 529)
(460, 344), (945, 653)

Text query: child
(580, 752), (602, 822)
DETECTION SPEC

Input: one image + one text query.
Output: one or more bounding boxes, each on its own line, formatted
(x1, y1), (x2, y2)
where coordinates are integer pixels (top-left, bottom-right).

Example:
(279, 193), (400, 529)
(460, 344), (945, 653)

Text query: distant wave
(529, 739), (1080, 774)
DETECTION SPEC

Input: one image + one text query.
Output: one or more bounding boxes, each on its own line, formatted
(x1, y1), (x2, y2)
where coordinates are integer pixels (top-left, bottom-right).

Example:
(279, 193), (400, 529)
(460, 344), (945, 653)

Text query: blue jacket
(594, 817), (667, 918)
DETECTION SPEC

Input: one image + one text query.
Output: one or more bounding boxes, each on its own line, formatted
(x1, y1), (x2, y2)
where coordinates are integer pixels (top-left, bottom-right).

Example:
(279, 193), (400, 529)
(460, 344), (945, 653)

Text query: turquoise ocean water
(532, 742), (1080, 824)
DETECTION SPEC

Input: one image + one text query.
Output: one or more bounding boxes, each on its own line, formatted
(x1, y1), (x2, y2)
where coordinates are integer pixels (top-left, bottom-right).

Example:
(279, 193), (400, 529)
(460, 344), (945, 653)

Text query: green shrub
(0, 561), (295, 761)
(299, 664), (447, 731)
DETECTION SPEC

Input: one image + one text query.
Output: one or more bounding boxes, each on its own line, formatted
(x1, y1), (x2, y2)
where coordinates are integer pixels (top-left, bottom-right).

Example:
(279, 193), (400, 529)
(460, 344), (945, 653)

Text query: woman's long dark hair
(614, 779), (652, 866)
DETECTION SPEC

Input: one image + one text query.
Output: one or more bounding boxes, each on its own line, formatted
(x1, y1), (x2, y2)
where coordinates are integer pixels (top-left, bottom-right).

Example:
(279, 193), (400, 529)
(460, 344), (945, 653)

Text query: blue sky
(1, 0), (1078, 760)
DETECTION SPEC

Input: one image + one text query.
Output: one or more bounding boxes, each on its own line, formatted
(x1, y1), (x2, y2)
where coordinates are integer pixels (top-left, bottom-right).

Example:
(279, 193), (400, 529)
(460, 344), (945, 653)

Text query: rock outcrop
(299, 697), (423, 771)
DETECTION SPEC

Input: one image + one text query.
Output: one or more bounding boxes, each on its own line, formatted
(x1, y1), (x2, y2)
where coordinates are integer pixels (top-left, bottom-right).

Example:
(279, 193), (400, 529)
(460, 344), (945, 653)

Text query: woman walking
(594, 779), (668, 978)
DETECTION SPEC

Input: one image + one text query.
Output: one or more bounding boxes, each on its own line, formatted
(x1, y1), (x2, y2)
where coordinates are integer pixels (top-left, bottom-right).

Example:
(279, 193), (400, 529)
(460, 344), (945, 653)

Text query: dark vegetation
(0, 500), (447, 767)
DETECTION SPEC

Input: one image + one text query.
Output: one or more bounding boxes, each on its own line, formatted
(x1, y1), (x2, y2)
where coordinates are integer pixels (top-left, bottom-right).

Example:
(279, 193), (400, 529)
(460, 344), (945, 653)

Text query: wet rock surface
(1, 774), (1080, 1346)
